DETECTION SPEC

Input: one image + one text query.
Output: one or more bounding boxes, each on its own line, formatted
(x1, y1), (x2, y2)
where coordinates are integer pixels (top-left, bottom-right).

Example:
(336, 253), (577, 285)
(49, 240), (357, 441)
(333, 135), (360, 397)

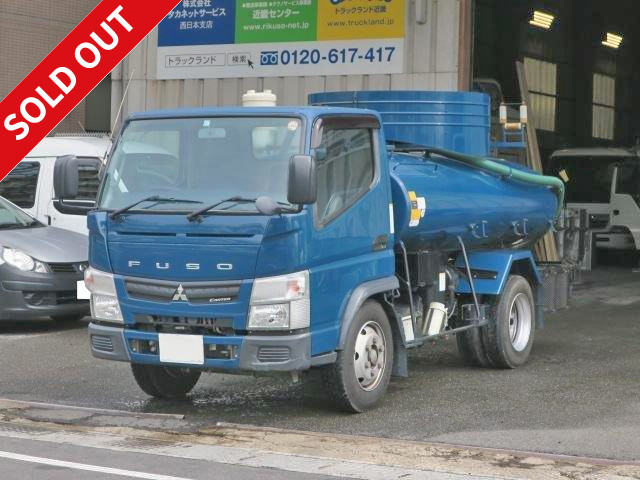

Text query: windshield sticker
(287, 120), (299, 132)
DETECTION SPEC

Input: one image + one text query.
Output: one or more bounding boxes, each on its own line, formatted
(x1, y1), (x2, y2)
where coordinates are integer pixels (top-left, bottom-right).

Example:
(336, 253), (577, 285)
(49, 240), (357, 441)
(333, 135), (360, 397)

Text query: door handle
(613, 210), (620, 216)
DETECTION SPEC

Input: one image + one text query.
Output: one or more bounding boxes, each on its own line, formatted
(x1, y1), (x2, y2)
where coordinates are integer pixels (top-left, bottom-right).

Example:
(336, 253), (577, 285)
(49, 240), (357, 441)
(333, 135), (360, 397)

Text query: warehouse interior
(473, 0), (640, 165)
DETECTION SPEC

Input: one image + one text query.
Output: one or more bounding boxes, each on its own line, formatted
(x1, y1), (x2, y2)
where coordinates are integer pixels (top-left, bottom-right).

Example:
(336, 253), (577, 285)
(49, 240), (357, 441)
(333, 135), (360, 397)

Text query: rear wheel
(482, 275), (535, 368)
(131, 364), (201, 399)
(322, 300), (393, 413)
(456, 327), (492, 367)
(456, 294), (493, 367)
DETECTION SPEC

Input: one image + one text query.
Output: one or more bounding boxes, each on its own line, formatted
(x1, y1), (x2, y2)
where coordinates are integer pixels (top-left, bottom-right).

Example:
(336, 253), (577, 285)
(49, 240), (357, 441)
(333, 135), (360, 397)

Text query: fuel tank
(389, 152), (558, 252)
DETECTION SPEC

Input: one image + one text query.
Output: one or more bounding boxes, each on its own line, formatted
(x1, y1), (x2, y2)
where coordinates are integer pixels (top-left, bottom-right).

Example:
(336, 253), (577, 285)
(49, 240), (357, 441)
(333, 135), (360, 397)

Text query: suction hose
(423, 147), (565, 217)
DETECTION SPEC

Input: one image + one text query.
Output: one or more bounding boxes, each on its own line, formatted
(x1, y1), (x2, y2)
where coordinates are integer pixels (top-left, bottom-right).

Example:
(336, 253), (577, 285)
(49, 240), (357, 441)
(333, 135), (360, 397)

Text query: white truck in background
(550, 147), (640, 253)
(0, 136), (109, 235)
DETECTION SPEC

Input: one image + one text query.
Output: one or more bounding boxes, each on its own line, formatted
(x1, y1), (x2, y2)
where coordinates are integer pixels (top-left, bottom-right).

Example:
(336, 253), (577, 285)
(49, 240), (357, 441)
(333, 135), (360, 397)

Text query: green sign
(235, 1), (317, 44)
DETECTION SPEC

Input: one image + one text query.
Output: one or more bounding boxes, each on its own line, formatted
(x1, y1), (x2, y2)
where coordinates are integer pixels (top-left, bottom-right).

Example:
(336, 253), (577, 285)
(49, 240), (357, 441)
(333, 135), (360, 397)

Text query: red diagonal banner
(0, 0), (180, 181)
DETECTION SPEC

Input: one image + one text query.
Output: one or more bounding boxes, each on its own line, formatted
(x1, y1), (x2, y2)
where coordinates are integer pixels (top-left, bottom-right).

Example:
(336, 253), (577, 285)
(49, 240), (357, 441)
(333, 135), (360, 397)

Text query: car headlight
(84, 267), (123, 323)
(1, 247), (49, 273)
(248, 270), (310, 331)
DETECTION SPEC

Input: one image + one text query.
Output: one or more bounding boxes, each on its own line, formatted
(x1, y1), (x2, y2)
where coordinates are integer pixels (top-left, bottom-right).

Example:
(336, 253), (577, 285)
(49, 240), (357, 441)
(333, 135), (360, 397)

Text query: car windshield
(0, 197), (41, 229)
(98, 116), (304, 213)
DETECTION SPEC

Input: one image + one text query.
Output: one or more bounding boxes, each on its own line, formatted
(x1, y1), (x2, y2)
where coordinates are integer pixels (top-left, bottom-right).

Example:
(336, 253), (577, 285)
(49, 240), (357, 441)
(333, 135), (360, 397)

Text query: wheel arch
(337, 276), (399, 351)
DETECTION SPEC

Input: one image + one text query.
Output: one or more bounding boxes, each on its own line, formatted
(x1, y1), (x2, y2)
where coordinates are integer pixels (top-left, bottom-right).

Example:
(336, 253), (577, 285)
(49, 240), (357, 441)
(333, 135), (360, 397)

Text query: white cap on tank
(242, 90), (277, 107)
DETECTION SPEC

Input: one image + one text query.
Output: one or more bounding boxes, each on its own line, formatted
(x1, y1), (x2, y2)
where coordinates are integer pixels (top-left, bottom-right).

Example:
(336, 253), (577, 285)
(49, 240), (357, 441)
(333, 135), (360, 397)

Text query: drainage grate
(91, 335), (114, 352)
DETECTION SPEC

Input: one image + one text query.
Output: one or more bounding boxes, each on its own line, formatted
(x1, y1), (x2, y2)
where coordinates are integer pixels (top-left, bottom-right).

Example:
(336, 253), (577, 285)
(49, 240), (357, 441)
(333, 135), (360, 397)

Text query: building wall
(0, 0), (101, 133)
(111, 0), (462, 130)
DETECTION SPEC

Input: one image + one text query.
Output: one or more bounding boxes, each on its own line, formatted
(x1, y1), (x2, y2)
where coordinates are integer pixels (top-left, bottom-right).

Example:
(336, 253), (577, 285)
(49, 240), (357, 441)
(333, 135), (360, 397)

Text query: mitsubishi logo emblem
(172, 284), (188, 302)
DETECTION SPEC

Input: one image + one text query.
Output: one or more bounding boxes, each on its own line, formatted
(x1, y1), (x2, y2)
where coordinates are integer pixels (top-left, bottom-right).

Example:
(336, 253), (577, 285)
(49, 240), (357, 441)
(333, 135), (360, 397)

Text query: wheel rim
(353, 321), (386, 391)
(508, 293), (532, 352)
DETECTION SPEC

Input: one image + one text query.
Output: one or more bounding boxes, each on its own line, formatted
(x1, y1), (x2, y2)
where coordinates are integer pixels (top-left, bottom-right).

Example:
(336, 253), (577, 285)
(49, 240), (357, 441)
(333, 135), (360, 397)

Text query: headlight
(84, 267), (123, 323)
(248, 270), (310, 331)
(1, 247), (49, 273)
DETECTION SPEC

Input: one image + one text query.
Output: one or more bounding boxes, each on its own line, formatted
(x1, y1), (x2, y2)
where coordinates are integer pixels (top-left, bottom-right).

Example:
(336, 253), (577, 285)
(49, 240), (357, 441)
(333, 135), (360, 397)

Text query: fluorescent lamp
(529, 10), (554, 30)
(602, 32), (623, 49)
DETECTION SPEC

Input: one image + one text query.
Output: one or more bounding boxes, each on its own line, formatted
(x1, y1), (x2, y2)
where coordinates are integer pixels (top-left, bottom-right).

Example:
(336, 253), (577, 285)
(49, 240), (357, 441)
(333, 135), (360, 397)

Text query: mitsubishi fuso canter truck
(57, 91), (563, 412)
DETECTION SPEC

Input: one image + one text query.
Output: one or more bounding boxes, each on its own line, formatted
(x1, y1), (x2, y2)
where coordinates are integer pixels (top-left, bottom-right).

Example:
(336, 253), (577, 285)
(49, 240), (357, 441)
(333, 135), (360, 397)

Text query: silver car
(0, 197), (89, 321)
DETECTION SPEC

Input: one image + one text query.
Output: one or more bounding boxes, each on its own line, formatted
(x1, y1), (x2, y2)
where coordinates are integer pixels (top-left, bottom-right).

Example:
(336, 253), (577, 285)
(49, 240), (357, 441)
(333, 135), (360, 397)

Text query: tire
(131, 364), (201, 399)
(322, 300), (394, 413)
(456, 327), (492, 367)
(51, 314), (87, 322)
(481, 275), (535, 369)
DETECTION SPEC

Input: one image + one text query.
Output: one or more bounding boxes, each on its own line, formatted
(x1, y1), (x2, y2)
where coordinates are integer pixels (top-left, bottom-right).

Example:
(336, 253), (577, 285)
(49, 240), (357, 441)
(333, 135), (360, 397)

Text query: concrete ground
(0, 267), (639, 462)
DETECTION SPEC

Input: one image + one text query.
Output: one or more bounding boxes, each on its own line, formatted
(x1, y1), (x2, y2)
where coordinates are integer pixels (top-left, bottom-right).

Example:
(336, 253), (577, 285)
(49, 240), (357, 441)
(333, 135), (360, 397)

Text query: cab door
(610, 162), (640, 250)
(307, 116), (394, 355)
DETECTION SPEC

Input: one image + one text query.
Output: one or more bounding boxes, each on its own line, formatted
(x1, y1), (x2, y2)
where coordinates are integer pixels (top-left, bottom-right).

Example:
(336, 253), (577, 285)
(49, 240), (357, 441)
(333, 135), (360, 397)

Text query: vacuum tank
(309, 91), (563, 252)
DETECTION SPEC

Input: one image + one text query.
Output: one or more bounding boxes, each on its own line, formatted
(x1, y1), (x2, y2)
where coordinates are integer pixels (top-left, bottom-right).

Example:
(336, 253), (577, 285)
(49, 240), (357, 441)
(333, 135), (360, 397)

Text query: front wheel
(322, 300), (393, 413)
(482, 275), (535, 368)
(131, 364), (201, 399)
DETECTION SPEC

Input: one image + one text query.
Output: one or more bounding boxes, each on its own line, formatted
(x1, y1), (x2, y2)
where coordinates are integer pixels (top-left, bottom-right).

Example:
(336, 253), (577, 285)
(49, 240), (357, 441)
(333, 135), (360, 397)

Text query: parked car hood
(0, 226), (88, 264)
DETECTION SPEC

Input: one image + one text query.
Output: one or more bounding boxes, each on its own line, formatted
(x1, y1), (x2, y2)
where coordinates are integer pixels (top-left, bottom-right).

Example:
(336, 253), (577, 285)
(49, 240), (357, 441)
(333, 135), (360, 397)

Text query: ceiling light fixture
(529, 10), (554, 30)
(602, 32), (623, 49)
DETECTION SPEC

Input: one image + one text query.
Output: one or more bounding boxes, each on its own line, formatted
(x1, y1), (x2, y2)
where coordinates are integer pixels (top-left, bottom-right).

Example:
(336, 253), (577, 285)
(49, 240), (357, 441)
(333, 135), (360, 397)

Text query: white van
(550, 147), (640, 251)
(0, 136), (110, 235)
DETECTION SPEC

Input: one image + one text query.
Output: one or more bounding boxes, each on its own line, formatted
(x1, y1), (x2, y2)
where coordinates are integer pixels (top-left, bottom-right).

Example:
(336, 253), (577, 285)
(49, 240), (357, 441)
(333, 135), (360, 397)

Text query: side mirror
(287, 155), (317, 205)
(54, 155), (80, 199)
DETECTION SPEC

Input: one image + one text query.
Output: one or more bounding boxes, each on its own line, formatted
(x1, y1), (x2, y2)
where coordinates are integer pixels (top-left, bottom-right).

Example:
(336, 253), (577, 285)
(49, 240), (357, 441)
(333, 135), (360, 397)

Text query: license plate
(77, 280), (91, 300)
(158, 334), (204, 365)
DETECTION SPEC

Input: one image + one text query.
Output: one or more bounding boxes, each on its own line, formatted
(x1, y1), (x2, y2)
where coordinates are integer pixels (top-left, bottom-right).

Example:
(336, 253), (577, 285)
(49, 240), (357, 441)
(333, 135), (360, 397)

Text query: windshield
(98, 116), (304, 212)
(551, 155), (634, 203)
(0, 197), (41, 229)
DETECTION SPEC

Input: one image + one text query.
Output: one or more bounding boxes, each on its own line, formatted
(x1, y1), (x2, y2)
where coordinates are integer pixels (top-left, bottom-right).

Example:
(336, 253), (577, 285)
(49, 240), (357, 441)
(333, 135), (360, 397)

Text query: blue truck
(57, 91), (563, 412)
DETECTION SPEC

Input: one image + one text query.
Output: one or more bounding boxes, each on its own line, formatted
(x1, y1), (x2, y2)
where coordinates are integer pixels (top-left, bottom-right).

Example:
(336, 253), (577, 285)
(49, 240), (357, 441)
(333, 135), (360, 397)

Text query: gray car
(0, 197), (89, 321)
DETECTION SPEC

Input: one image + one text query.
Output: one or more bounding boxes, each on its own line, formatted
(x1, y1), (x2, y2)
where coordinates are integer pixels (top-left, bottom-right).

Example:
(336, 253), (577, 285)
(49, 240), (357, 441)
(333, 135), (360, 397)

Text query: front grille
(49, 262), (87, 274)
(133, 315), (235, 336)
(125, 279), (241, 304)
(257, 346), (291, 363)
(91, 335), (114, 352)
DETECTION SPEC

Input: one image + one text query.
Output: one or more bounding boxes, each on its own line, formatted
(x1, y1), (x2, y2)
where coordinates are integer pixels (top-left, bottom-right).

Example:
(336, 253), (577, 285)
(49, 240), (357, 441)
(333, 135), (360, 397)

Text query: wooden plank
(516, 61), (560, 262)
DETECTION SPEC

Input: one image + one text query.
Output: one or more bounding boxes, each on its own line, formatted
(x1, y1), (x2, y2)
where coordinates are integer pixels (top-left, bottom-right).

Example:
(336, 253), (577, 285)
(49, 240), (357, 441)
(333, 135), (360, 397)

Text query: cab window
(316, 127), (375, 225)
(0, 161), (41, 208)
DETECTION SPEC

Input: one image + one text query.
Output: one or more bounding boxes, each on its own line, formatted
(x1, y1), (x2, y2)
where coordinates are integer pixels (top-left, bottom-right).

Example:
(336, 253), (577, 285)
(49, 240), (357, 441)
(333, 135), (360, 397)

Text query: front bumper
(88, 321), (315, 372)
(0, 266), (89, 321)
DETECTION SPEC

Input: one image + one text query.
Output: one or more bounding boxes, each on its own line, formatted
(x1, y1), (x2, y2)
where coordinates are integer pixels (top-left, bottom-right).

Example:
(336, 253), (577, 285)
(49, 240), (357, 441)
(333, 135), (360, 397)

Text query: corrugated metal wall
(110, 0), (461, 129)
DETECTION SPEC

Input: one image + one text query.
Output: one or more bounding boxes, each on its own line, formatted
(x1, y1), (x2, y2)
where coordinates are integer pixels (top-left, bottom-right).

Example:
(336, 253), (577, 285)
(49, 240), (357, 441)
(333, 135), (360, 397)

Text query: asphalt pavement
(0, 267), (639, 461)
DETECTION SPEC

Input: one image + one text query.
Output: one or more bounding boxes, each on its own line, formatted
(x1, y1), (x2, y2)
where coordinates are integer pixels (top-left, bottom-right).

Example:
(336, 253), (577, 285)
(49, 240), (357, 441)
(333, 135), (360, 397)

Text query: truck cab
(549, 147), (640, 251)
(0, 136), (109, 235)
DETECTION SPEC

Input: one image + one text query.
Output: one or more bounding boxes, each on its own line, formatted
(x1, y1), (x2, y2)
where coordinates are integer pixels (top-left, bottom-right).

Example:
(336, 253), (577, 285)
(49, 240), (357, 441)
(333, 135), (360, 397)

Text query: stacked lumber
(515, 61), (560, 263)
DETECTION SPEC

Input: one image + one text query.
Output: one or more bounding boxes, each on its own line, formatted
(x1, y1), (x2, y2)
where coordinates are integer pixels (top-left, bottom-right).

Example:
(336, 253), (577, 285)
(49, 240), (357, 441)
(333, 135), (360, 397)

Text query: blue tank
(389, 152), (558, 252)
(309, 90), (560, 252)
(308, 90), (491, 156)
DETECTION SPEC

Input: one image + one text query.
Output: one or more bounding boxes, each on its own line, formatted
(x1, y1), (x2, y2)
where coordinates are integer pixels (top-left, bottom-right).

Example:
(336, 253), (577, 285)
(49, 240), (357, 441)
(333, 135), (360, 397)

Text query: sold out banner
(0, 0), (180, 181)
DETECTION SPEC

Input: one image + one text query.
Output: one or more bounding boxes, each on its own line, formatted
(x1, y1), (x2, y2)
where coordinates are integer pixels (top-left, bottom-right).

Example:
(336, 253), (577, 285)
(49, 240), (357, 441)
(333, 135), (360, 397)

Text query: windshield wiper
(187, 196), (298, 222)
(110, 195), (202, 219)
(186, 197), (258, 222)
